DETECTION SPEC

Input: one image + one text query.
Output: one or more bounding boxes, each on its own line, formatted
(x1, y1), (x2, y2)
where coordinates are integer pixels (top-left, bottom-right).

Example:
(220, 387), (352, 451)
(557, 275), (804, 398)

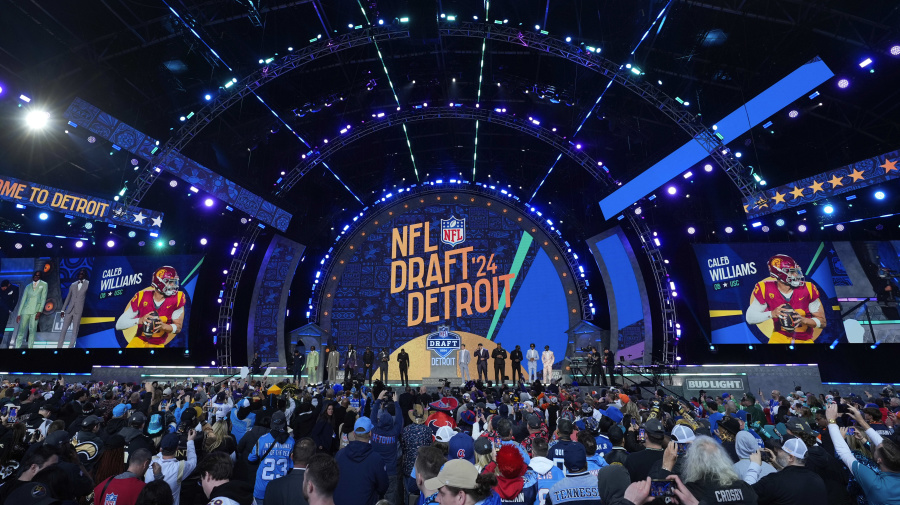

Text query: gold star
(790, 186), (805, 199)
(827, 174), (844, 188)
(808, 180), (824, 194)
(743, 204), (749, 213)
(772, 191), (786, 204)
(848, 168), (866, 182)
(881, 159), (898, 174)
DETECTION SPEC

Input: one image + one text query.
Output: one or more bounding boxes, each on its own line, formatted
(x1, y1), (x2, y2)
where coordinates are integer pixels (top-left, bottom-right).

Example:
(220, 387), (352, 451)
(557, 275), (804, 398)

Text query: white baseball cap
(435, 425), (456, 443)
(782, 438), (808, 459)
(671, 425), (696, 443)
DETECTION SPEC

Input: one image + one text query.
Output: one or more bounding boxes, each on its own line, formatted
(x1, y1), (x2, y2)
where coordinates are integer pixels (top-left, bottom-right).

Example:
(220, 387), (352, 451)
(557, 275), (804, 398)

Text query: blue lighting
(824, 204), (834, 214)
(875, 191), (885, 200)
(776, 219), (785, 227)
(38, 212), (48, 220)
(205, 94), (212, 100)
(751, 221), (762, 227)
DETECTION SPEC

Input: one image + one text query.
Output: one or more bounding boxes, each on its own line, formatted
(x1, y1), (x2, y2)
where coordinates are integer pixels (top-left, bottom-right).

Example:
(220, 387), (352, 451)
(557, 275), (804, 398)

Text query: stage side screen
(0, 255), (203, 349)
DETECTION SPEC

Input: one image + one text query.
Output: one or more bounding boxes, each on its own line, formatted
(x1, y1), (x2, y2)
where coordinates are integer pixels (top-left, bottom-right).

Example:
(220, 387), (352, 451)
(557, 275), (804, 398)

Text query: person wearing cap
(623, 418), (665, 482)
(745, 435), (827, 504)
(449, 432), (476, 464)
(0, 444), (58, 504)
(94, 448), (152, 505)
(732, 430), (776, 481)
(67, 402), (97, 436)
(402, 404), (434, 497)
(120, 411), (156, 459)
(146, 429), (199, 505)
(424, 459), (499, 505)
(71, 414), (105, 471)
(427, 397), (459, 439)
(546, 442), (599, 505)
(249, 410), (296, 504)
(541, 346), (555, 385)
(371, 390), (404, 503)
(414, 445), (448, 505)
(823, 403), (900, 505)
(473, 436), (496, 473)
(670, 435), (757, 504)
(741, 392), (766, 427)
(264, 438), (318, 505)
(334, 416), (388, 505)
(521, 414), (547, 458)
(230, 397), (257, 444)
(716, 415), (742, 463)
(494, 445), (537, 505)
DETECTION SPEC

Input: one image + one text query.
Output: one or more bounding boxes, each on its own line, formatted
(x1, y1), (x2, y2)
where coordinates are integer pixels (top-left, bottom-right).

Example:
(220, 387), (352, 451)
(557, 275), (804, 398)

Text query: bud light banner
(0, 255), (203, 349)
(692, 243), (845, 345)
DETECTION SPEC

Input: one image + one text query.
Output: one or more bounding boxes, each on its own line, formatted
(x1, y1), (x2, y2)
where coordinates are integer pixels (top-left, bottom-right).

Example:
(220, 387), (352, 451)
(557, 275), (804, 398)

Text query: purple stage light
(75, 240), (83, 248)
(687, 227), (696, 235)
(87, 136), (96, 143)
(575, 143), (582, 150)
(138, 241), (145, 246)
(204, 198), (214, 207)
(725, 226), (733, 234)
(106, 239), (115, 248)
(704, 164), (713, 172)
(169, 180), (178, 188)
(45, 242), (53, 249)
(14, 243), (22, 249)
(200, 238), (208, 245)
(798, 224), (807, 232)
(836, 224), (845, 231)
(837, 78), (850, 89)
(892, 45), (900, 56)
(168, 240), (176, 246)
(788, 110), (799, 118)
(667, 186), (676, 195)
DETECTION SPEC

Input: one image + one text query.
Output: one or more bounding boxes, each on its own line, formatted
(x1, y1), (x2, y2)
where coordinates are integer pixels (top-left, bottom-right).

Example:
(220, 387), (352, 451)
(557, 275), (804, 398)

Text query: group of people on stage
(285, 345), (413, 387)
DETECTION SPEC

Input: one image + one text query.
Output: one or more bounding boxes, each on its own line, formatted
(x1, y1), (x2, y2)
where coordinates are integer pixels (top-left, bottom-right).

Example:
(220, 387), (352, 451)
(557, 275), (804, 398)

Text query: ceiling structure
(1, 0), (899, 346)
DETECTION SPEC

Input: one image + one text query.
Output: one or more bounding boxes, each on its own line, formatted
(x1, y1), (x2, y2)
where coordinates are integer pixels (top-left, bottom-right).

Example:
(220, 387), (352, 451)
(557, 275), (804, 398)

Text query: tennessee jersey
(752, 279), (819, 341)
(128, 288), (186, 346)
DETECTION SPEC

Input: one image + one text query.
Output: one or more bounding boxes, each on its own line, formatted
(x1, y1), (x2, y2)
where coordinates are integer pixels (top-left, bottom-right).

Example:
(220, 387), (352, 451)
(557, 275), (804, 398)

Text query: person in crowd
(371, 390), (404, 503)
(264, 437), (316, 505)
(0, 444), (59, 503)
(94, 448), (151, 505)
(196, 451), (254, 505)
(745, 437), (827, 504)
(604, 425), (629, 466)
(624, 418), (665, 482)
(311, 402), (337, 454)
(424, 459), (499, 505)
(302, 454), (339, 505)
(676, 435), (757, 504)
(145, 430), (199, 505)
(546, 442), (598, 505)
(528, 437), (563, 505)
(733, 430), (775, 481)
(333, 417), (388, 505)
(398, 348), (411, 387)
(577, 430), (608, 475)
(402, 404), (434, 496)
(474, 436), (495, 473)
(494, 445), (537, 505)
(248, 411), (295, 504)
(134, 479), (175, 505)
(415, 445), (447, 505)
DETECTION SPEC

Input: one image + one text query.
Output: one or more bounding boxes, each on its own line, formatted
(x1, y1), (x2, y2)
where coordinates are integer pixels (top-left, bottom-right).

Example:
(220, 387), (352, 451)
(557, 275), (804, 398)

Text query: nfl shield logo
(441, 216), (466, 246)
(438, 326), (449, 338)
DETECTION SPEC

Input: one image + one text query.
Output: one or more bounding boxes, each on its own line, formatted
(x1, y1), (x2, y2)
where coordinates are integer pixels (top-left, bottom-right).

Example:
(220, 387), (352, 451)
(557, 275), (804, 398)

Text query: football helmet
(151, 266), (180, 296)
(768, 254), (804, 288)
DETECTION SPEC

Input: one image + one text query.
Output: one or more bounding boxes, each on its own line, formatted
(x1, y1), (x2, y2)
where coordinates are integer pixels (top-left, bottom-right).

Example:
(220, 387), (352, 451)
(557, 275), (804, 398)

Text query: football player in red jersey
(745, 254), (826, 344)
(115, 266), (186, 348)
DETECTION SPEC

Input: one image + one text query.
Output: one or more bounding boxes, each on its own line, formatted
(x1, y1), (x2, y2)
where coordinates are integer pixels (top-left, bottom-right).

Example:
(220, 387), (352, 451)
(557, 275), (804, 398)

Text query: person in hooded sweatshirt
(249, 411), (296, 503)
(198, 451), (254, 505)
(119, 411), (156, 460)
(231, 398), (257, 444)
(333, 417), (388, 505)
(495, 445), (538, 505)
(733, 430), (776, 480)
(370, 390), (404, 503)
(528, 437), (564, 505)
(103, 403), (131, 440)
(146, 430), (200, 505)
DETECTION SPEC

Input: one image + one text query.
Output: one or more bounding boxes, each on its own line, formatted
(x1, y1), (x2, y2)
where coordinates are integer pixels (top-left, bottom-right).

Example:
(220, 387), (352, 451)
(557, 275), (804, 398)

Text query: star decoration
(827, 174), (844, 188)
(808, 180), (824, 194)
(133, 212), (146, 224)
(848, 168), (866, 182)
(881, 159), (898, 174)
(772, 191), (786, 204)
(758, 199), (769, 208)
(151, 216), (163, 227)
(743, 204), (749, 213)
(790, 186), (805, 199)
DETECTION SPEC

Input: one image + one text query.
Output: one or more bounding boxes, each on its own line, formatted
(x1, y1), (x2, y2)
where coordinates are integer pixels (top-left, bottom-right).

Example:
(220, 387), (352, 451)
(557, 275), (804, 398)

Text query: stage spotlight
(735, 152), (742, 158)
(667, 186), (676, 195)
(709, 345), (716, 351)
(25, 110), (51, 129)
(788, 110), (799, 118)
(634, 207), (642, 215)
(836, 224), (845, 231)
(106, 239), (115, 247)
(748, 345), (754, 350)
(127, 231), (135, 238)
(14, 243), (22, 249)
(204, 94), (212, 100)
(837, 78), (850, 89)
(789, 344), (795, 349)
(84, 222), (93, 230)
(798, 224), (807, 232)
(75, 240), (83, 248)
(824, 204), (834, 214)
(725, 226), (734, 234)
(169, 180), (178, 188)
(891, 45), (900, 56)
(683, 171), (693, 179)
(859, 58), (873, 68)
(138, 241), (145, 246)
(45, 242), (52, 249)
(875, 191), (885, 200)
(687, 227), (696, 235)
(204, 198), (214, 207)
(776, 219), (785, 227)
(565, 36), (571, 42)
(168, 240), (176, 246)
(762, 226), (770, 232)
(200, 238), (208, 245)
(38, 212), (48, 220)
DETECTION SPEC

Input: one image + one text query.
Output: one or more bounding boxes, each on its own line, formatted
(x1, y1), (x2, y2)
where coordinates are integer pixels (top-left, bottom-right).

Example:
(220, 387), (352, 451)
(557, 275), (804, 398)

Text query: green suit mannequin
(16, 271), (48, 348)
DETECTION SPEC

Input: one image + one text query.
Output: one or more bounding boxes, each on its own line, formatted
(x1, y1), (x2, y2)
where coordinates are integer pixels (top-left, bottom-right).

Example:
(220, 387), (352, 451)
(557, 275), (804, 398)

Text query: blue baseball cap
(562, 442), (588, 474)
(147, 414), (163, 435)
(733, 410), (748, 423)
(354, 416), (374, 434)
(112, 404), (129, 417)
(449, 432), (475, 463)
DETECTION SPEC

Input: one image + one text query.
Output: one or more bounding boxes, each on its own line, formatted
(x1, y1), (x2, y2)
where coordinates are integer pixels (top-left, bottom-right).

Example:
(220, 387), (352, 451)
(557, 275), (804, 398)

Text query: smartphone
(637, 428), (646, 442)
(650, 480), (674, 497)
(848, 427), (856, 436)
(8, 407), (18, 423)
(160, 400), (169, 412)
(676, 443), (688, 456)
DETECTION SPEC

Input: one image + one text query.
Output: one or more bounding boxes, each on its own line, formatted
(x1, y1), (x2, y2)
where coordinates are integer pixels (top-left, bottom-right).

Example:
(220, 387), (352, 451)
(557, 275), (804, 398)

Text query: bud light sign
(426, 326), (460, 358)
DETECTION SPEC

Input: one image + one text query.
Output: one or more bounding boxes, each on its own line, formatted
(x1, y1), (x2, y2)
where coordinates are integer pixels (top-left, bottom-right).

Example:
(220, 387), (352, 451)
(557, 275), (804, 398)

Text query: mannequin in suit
(58, 269), (89, 348)
(15, 270), (48, 348)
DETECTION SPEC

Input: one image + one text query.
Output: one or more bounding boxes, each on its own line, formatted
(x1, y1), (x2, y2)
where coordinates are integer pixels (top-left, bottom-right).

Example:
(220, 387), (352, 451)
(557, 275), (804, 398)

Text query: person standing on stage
(510, 345), (524, 384)
(475, 343), (489, 382)
(306, 346), (320, 384)
(345, 344), (358, 382)
(458, 343), (471, 383)
(397, 348), (410, 386)
(541, 345), (555, 384)
(362, 346), (375, 385)
(294, 349), (306, 385)
(0, 280), (20, 348)
(526, 343), (539, 382)
(379, 347), (389, 384)
(589, 347), (605, 386)
(602, 348), (615, 387)
(14, 270), (47, 348)
(492, 342), (508, 384)
(58, 268), (89, 348)
(326, 346), (340, 383)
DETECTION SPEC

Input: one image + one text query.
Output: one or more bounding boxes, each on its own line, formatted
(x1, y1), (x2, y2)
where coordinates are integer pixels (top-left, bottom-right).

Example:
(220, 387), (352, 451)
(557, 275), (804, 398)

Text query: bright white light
(75, 241), (83, 248)
(687, 227), (695, 235)
(565, 37), (571, 42)
(859, 58), (873, 68)
(106, 240), (115, 248)
(38, 212), (48, 220)
(169, 180), (178, 188)
(725, 226), (733, 234)
(704, 164), (713, 172)
(204, 198), (214, 207)
(875, 191), (885, 200)
(200, 238), (208, 245)
(667, 186), (676, 195)
(798, 224), (807, 232)
(25, 110), (50, 129)
(836, 224), (845, 231)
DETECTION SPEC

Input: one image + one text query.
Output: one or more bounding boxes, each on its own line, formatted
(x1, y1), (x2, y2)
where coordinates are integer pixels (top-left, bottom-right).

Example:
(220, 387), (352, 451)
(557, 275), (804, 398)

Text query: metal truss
(277, 107), (616, 195)
(626, 214), (679, 366)
(216, 222), (263, 374)
(307, 182), (594, 325)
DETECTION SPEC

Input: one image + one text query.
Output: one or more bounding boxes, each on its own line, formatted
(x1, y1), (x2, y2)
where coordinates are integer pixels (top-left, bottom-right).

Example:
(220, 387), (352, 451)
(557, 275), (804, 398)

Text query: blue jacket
(371, 399), (404, 475)
(231, 408), (256, 444)
(334, 441), (388, 505)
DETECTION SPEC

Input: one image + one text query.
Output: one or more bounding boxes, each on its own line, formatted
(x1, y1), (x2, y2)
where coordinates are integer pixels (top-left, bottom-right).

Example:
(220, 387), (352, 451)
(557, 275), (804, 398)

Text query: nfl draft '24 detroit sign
(441, 217), (466, 246)
(427, 326), (460, 358)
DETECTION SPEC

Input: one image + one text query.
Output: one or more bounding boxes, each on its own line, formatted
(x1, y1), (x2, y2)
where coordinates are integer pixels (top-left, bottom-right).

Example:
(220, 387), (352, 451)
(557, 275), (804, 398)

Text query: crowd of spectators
(0, 373), (897, 505)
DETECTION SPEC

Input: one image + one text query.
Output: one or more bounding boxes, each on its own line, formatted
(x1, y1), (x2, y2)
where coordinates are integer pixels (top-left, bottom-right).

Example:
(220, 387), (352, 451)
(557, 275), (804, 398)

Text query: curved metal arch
(277, 107), (616, 196)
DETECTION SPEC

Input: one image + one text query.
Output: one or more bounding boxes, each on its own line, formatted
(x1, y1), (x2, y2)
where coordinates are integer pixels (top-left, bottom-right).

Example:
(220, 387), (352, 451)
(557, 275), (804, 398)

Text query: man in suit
(510, 345), (524, 384)
(15, 270), (48, 348)
(491, 342), (508, 384)
(378, 348), (389, 384)
(0, 280), (19, 348)
(264, 437), (317, 505)
(326, 347), (340, 383)
(397, 348), (410, 386)
(305, 346), (320, 384)
(58, 269), (89, 348)
(458, 343), (471, 384)
(541, 345), (555, 384)
(362, 346), (375, 384)
(525, 343), (539, 382)
(603, 348), (616, 387)
(475, 343), (489, 381)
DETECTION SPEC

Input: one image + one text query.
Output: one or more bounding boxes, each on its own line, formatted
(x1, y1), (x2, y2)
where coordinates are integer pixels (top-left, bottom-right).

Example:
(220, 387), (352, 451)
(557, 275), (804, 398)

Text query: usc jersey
(128, 287), (186, 346)
(751, 279), (820, 341)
